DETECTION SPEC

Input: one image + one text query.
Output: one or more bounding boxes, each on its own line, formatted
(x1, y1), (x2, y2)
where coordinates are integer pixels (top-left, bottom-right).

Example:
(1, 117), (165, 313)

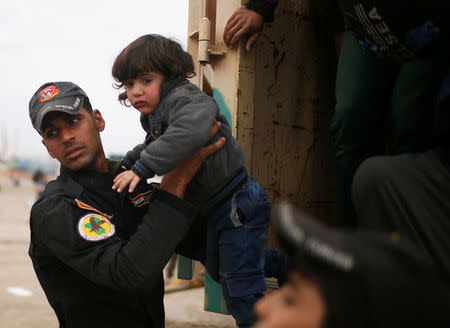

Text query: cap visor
(274, 202), (355, 273)
(35, 96), (84, 132)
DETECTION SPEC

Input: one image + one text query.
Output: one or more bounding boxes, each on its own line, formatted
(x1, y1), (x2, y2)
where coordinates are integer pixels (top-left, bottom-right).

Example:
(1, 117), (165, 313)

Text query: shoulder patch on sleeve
(75, 199), (112, 218)
(78, 213), (115, 241)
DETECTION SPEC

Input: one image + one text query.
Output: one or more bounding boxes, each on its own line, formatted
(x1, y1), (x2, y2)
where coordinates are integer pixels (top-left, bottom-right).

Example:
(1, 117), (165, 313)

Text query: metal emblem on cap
(78, 213), (115, 241)
(39, 85), (60, 102)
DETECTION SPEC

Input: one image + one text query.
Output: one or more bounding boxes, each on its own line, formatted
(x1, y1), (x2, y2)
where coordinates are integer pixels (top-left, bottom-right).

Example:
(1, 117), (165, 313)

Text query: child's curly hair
(112, 34), (196, 105)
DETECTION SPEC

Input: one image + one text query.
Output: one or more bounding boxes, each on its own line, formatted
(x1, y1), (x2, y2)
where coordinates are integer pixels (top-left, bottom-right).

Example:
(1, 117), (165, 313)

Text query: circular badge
(78, 213), (115, 241)
(39, 85), (60, 102)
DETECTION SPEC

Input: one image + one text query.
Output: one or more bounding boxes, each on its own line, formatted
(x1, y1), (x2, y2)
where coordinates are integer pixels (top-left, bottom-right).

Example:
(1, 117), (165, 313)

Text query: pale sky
(0, 0), (189, 159)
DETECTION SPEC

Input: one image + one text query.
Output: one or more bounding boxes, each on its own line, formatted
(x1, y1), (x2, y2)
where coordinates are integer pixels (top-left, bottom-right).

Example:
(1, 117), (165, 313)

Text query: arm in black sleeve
(123, 142), (149, 170)
(31, 189), (197, 292)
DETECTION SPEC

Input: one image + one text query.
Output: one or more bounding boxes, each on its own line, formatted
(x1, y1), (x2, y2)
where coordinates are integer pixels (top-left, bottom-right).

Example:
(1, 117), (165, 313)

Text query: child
(111, 34), (287, 328)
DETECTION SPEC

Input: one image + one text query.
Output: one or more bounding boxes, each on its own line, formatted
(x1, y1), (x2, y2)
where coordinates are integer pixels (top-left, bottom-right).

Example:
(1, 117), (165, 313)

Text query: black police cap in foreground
(274, 202), (450, 327)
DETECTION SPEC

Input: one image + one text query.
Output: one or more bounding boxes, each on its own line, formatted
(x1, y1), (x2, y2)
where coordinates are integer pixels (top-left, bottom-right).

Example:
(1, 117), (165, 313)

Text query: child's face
(124, 71), (165, 115)
(253, 272), (325, 328)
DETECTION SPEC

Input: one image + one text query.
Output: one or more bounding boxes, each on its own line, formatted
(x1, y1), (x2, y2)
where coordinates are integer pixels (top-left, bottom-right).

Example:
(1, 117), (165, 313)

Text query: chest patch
(78, 213), (115, 241)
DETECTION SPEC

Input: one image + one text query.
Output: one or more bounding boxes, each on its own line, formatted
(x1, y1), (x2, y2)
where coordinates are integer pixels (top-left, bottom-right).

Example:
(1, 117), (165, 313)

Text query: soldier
(28, 81), (225, 328)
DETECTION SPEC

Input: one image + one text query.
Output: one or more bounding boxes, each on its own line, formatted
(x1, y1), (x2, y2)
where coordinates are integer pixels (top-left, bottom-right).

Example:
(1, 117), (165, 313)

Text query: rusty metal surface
(238, 0), (339, 230)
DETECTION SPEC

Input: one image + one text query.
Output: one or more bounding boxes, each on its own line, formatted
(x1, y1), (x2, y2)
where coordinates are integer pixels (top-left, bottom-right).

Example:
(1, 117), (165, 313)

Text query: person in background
(223, 0), (449, 228)
(32, 169), (47, 200)
(352, 70), (450, 281)
(254, 70), (450, 328)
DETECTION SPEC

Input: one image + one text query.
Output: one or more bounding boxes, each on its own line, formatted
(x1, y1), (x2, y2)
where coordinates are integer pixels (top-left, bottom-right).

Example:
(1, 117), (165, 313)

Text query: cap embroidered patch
(78, 213), (115, 241)
(39, 85), (60, 102)
(130, 190), (154, 207)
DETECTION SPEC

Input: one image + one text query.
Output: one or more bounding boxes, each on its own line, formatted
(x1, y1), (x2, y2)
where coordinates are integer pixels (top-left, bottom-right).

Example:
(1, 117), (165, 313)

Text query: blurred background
(0, 0), (188, 180)
(0, 2), (190, 327)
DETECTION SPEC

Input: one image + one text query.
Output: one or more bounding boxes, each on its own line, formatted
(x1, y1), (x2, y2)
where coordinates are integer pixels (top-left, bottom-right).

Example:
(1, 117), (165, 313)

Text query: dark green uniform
(29, 160), (197, 328)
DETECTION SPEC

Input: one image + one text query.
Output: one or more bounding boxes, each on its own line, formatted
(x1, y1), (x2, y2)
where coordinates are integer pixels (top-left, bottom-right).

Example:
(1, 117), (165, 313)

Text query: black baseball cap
(273, 202), (450, 327)
(29, 81), (88, 132)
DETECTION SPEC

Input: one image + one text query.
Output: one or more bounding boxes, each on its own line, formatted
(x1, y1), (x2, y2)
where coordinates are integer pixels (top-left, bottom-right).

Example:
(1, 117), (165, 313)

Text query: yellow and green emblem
(77, 213), (115, 241)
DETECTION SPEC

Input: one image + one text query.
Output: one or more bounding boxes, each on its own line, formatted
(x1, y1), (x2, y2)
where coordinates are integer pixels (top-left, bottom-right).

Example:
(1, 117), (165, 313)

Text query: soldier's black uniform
(28, 160), (198, 328)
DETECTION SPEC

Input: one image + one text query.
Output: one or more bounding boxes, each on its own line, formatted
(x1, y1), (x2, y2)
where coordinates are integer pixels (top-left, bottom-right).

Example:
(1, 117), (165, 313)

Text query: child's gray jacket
(123, 78), (246, 207)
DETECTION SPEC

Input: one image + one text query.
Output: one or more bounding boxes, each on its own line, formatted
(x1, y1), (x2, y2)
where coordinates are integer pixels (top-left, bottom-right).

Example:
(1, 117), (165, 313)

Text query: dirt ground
(0, 174), (236, 328)
(0, 176), (58, 328)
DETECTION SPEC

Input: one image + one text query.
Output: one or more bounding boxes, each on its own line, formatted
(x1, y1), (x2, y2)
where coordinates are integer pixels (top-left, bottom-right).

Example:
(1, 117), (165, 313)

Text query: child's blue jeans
(197, 176), (285, 328)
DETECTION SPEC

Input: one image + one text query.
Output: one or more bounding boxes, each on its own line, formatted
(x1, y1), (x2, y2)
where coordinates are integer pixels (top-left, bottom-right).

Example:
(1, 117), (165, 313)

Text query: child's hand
(113, 170), (142, 193)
